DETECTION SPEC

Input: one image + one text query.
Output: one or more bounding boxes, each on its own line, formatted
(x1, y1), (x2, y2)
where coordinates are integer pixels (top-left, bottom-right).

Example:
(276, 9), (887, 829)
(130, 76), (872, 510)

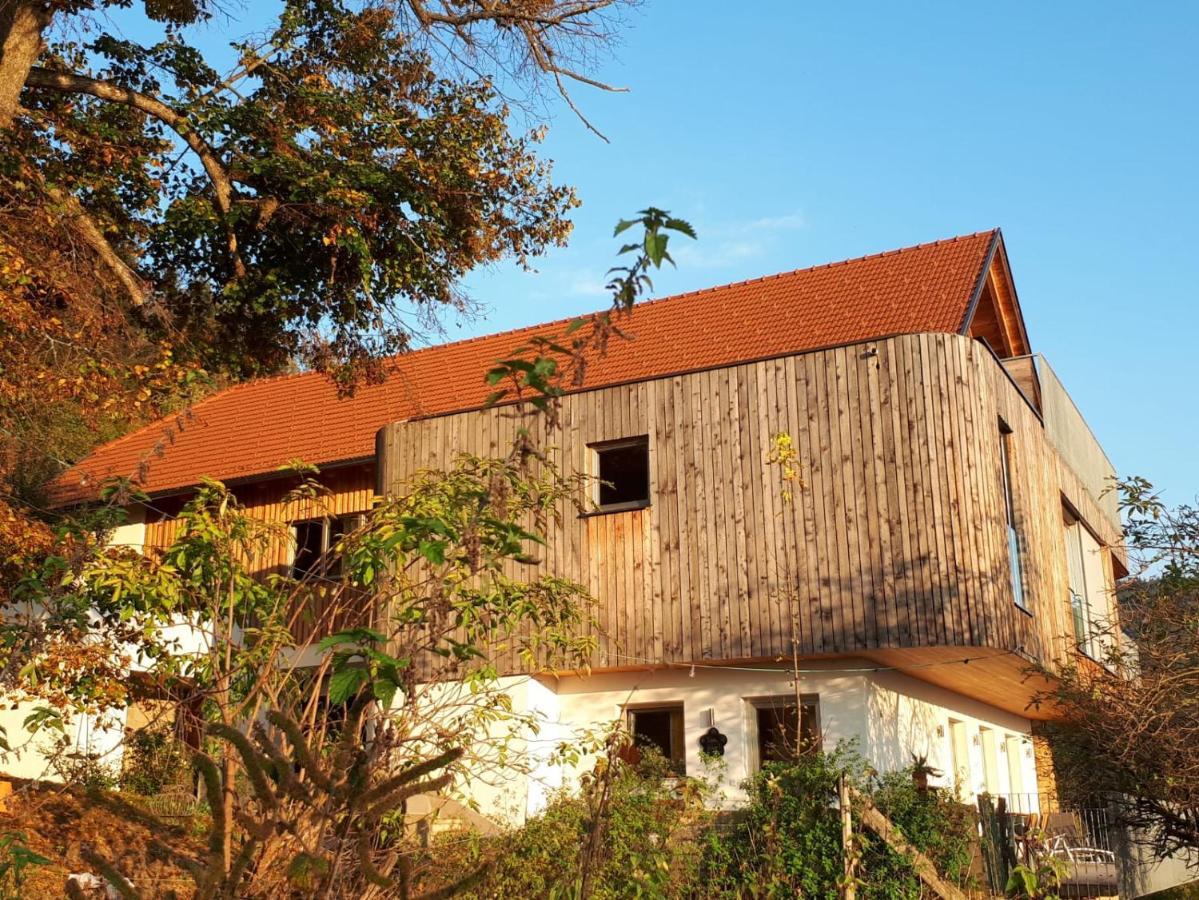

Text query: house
(30, 228), (1125, 822)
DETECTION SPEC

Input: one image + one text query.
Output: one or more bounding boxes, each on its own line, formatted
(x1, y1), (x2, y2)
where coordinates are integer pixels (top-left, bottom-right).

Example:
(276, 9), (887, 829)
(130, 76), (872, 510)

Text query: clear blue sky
(128, 2), (1199, 501)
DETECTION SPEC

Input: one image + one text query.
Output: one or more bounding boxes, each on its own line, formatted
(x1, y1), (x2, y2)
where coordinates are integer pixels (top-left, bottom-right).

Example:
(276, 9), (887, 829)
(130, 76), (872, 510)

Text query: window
(948, 718), (971, 796)
(998, 422), (1027, 610)
(592, 436), (650, 512)
(626, 705), (685, 775)
(291, 514), (363, 579)
(751, 695), (821, 770)
(1063, 505), (1114, 661)
(979, 726), (1001, 796)
(1002, 734), (1025, 796)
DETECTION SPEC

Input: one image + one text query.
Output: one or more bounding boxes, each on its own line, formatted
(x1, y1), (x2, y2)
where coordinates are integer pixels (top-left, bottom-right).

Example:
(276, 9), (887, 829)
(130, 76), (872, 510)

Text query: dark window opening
(755, 696), (821, 767)
(291, 514), (363, 580)
(626, 705), (685, 775)
(594, 437), (650, 511)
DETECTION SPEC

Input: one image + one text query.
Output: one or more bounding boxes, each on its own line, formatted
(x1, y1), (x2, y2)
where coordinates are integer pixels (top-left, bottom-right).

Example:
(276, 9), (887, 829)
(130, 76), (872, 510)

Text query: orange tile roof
(50, 229), (999, 504)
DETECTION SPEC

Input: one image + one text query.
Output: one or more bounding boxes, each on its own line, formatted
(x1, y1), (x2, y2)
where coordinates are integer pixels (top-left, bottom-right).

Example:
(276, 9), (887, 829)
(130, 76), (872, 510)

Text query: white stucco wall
(541, 663), (870, 806)
(408, 675), (565, 825)
(0, 702), (126, 782)
(866, 670), (1039, 805)
(108, 505), (147, 551)
(425, 660), (1042, 822)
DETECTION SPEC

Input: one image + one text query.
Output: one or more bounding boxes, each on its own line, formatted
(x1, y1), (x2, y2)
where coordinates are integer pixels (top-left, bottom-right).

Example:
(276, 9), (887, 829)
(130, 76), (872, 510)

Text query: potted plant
(909, 752), (942, 794)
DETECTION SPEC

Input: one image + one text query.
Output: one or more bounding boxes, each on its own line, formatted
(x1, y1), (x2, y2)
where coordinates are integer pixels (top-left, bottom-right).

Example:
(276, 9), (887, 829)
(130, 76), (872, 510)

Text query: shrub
(418, 745), (978, 899)
(418, 748), (709, 899)
(701, 744), (866, 898)
(701, 745), (979, 899)
(870, 770), (977, 887)
(119, 727), (190, 796)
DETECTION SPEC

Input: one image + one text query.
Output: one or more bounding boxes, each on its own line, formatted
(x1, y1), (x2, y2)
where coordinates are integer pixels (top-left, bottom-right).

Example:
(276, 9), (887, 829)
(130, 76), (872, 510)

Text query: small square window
(592, 436), (650, 511)
(625, 704), (685, 775)
(291, 514), (363, 579)
(752, 695), (821, 769)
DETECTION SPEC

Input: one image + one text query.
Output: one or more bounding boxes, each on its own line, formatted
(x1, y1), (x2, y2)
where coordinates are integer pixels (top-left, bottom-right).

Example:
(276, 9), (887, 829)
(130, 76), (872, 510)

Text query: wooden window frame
(586, 435), (651, 515)
(746, 693), (822, 773)
(290, 513), (365, 580)
(624, 702), (686, 775)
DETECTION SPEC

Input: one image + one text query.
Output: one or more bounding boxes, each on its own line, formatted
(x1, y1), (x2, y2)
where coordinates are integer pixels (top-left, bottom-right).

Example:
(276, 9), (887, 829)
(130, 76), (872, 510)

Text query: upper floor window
(291, 514), (363, 580)
(591, 436), (650, 512)
(1063, 505), (1114, 662)
(998, 421), (1028, 611)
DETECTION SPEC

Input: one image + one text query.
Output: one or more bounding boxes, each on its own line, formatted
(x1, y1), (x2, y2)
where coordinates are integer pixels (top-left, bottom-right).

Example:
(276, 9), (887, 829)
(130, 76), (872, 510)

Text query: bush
(119, 727), (190, 796)
(701, 746), (979, 899)
(417, 745), (979, 899)
(418, 748), (710, 899)
(701, 745), (866, 898)
(870, 770), (977, 887)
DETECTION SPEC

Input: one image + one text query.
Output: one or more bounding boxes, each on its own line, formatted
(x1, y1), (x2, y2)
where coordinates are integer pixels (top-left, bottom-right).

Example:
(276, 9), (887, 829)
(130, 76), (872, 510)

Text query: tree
(2, 0), (634, 383)
(0, 0), (631, 638)
(1038, 477), (1199, 860)
(37, 449), (597, 895)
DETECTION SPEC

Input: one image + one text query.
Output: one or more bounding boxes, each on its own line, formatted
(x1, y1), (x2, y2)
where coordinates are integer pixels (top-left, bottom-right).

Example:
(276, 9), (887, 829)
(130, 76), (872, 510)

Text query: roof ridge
(215, 228), (1002, 381)
(50, 228), (999, 502)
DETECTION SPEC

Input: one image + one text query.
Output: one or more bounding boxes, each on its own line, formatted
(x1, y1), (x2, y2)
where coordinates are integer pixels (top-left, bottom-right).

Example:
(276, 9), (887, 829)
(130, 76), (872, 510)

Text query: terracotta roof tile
(50, 229), (998, 503)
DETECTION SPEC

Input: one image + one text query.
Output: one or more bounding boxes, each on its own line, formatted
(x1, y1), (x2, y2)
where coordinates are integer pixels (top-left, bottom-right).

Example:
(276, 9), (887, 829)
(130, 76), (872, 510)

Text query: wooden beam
(852, 788), (969, 900)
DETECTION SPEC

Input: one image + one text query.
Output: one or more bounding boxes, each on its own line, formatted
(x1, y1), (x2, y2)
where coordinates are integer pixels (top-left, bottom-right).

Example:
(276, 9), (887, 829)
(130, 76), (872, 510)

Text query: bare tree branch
(44, 181), (150, 307)
(403, 0), (632, 136)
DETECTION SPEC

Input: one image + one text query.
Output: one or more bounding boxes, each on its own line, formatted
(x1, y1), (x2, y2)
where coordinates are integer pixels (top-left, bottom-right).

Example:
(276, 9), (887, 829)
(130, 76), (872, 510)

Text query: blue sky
(123, 2), (1198, 501)
(455, 2), (1199, 503)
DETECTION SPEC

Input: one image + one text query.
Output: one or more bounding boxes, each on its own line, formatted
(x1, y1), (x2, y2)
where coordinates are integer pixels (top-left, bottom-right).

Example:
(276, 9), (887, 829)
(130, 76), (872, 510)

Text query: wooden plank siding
(375, 332), (1122, 684)
(130, 332), (1122, 717)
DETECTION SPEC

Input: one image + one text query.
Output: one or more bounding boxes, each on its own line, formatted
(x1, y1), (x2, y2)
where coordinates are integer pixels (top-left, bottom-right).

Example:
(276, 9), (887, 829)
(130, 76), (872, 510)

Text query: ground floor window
(750, 694), (821, 769)
(626, 704), (686, 775)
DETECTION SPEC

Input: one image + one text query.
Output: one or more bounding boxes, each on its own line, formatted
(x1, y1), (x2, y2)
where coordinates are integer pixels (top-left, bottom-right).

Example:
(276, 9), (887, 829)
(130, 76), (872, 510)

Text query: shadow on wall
(866, 679), (943, 776)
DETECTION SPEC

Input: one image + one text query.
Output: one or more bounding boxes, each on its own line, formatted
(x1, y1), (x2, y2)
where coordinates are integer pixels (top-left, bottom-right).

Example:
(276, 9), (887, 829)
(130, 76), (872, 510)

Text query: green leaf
(328, 667), (367, 705)
(372, 677), (397, 709)
(665, 217), (697, 239)
(419, 540), (446, 565)
(612, 218), (638, 236)
(22, 707), (65, 735)
(317, 627), (386, 651)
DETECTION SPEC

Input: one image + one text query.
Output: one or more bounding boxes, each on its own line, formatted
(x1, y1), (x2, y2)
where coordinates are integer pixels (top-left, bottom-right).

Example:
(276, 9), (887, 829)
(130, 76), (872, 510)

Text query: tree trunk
(0, 0), (51, 130)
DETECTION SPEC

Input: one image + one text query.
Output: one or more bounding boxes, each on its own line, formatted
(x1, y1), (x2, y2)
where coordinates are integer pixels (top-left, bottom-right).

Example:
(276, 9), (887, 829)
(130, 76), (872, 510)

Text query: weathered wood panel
(378, 332), (1122, 678)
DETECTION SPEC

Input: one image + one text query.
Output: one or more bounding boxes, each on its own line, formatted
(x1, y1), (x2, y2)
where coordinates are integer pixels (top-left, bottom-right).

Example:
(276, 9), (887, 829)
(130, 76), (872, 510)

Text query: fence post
(840, 774), (856, 900)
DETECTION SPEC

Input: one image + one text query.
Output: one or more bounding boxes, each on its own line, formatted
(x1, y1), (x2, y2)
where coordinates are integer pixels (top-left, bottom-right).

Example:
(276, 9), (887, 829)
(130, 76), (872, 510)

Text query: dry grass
(0, 778), (203, 898)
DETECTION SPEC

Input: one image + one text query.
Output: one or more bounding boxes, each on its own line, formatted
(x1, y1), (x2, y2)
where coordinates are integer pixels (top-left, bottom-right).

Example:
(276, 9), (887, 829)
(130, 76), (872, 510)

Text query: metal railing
(979, 793), (1119, 898)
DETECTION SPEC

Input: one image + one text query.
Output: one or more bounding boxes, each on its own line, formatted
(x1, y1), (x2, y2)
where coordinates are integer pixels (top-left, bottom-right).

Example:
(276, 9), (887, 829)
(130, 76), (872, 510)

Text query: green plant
(701, 747), (978, 900)
(907, 752), (942, 793)
(870, 770), (977, 887)
(1006, 855), (1069, 900)
(120, 727), (190, 796)
(415, 746), (709, 899)
(0, 831), (50, 900)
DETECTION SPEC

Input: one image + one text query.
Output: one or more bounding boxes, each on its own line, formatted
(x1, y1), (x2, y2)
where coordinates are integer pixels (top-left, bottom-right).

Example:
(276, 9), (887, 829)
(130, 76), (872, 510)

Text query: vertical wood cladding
(142, 464), (377, 573)
(380, 332), (1122, 675)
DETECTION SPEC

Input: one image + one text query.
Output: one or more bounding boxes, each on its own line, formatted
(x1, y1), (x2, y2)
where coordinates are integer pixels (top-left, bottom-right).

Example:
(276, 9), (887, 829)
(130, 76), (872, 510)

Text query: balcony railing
(979, 793), (1119, 898)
